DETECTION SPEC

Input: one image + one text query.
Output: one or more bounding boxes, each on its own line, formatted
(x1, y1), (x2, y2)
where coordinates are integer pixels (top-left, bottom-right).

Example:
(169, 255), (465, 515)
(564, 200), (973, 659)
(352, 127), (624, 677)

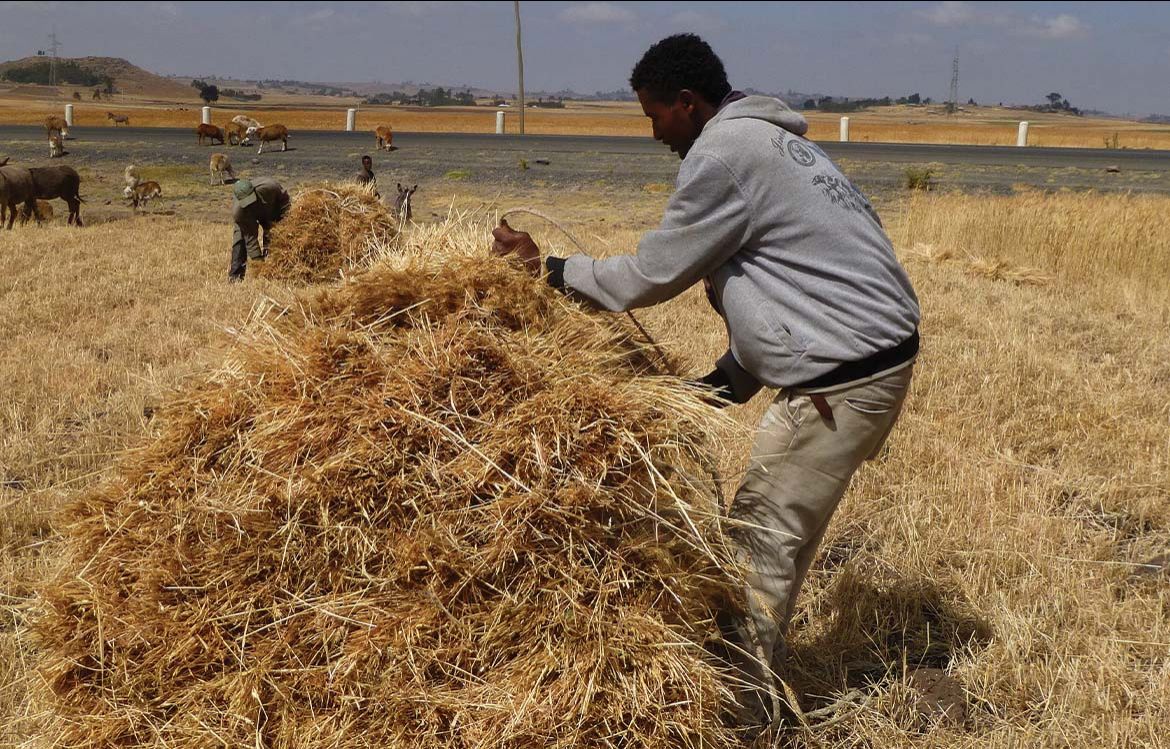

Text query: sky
(2, 1), (1169, 116)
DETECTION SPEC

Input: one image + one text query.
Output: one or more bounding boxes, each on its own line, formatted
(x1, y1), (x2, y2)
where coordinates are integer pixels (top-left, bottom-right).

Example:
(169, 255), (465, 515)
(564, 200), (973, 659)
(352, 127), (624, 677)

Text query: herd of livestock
(0, 113), (399, 229)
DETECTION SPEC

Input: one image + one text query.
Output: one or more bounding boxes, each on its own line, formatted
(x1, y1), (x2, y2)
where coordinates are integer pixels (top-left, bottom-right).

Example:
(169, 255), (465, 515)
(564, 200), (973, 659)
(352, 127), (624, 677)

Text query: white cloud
(668, 10), (727, 32)
(919, 1), (975, 26)
(559, 2), (636, 24)
(1020, 14), (1088, 40)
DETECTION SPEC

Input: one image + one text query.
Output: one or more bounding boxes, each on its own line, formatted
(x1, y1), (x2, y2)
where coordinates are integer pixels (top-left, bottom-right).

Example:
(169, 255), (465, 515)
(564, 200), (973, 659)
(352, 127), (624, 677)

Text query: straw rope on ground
(32, 218), (750, 749)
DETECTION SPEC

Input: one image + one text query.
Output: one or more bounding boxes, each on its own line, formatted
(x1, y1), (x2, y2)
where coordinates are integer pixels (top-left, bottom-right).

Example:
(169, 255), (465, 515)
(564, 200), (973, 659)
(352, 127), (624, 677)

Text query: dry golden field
(3, 90), (1170, 148)
(2, 187), (1169, 747)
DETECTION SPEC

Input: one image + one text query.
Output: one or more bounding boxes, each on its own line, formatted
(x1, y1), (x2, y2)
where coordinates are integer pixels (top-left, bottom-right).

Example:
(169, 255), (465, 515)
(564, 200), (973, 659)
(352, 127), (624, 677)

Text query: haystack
(35, 222), (745, 749)
(262, 182), (396, 283)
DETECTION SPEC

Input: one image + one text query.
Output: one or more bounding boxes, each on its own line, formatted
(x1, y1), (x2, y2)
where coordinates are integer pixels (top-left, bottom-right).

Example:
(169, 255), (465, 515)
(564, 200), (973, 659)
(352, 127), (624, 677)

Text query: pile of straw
(35, 224), (742, 749)
(262, 183), (396, 283)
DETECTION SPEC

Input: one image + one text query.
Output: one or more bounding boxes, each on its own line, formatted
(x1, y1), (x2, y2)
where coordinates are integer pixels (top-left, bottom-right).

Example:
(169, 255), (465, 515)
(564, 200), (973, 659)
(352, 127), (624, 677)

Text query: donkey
(393, 183), (417, 223)
(107, 112), (130, 126)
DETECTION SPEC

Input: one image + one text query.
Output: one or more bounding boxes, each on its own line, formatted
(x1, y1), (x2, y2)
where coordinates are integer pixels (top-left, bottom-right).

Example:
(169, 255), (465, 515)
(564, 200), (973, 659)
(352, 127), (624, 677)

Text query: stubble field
(1, 182), (1168, 747)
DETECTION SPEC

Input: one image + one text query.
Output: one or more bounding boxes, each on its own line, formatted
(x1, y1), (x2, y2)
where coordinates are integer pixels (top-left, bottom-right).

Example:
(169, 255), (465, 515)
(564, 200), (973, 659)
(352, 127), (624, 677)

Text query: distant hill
(0, 56), (194, 98)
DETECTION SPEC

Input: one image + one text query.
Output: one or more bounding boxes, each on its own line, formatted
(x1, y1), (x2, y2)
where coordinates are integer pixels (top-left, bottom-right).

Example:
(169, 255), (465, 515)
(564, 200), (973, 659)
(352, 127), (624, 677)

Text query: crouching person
(230, 177), (290, 282)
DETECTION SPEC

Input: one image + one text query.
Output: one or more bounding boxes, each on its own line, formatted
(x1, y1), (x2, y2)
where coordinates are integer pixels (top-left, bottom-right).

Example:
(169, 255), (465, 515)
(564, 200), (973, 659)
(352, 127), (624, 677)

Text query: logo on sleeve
(786, 139), (817, 167)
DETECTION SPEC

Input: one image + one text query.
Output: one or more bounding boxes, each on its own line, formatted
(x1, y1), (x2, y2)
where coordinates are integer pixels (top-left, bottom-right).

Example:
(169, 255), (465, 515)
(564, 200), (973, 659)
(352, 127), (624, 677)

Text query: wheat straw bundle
(35, 225), (743, 749)
(262, 182), (396, 283)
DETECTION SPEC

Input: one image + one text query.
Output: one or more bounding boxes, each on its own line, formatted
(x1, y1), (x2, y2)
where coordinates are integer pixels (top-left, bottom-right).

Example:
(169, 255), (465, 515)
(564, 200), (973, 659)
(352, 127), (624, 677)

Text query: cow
(196, 123), (226, 146)
(245, 124), (289, 154)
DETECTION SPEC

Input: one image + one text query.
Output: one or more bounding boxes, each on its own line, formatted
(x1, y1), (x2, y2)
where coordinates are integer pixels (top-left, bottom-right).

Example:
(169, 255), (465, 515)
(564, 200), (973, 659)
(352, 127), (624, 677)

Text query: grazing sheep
(196, 123), (225, 146)
(45, 114), (69, 140)
(28, 165), (84, 226)
(124, 180), (162, 210)
(49, 133), (65, 158)
(393, 182), (417, 222)
(0, 165), (38, 230)
(374, 125), (393, 151)
(209, 153), (235, 185)
(246, 124), (289, 154)
(124, 165), (141, 190)
(107, 112), (130, 126)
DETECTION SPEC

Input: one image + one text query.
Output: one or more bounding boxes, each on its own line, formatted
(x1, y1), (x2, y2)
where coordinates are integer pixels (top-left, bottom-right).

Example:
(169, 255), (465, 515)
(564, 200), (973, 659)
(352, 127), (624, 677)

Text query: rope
(498, 206), (727, 512)
(499, 206), (678, 377)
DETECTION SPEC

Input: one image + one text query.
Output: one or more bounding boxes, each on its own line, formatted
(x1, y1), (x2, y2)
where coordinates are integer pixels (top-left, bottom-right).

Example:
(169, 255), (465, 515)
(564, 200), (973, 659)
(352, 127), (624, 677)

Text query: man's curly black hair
(629, 34), (732, 106)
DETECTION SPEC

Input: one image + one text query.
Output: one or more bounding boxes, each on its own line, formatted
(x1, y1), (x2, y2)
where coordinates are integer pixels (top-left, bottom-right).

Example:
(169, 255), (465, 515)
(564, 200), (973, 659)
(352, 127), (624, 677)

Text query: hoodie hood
(706, 95), (808, 137)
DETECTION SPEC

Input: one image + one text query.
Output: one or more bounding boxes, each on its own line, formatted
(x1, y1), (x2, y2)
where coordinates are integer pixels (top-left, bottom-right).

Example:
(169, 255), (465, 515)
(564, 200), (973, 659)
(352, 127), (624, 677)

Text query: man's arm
(697, 350), (764, 404)
(557, 153), (752, 312)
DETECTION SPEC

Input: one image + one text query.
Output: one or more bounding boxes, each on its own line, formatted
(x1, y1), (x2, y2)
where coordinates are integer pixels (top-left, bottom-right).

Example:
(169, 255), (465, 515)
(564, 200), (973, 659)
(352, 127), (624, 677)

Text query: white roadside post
(346, 108), (357, 132)
(839, 116), (850, 142)
(496, 110), (506, 134)
(64, 104), (74, 127)
(1017, 121), (1029, 147)
(201, 106), (212, 125)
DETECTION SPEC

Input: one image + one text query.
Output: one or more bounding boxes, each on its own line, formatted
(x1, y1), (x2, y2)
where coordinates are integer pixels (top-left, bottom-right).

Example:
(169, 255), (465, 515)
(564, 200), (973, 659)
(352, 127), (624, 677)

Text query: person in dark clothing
(229, 177), (290, 282)
(355, 155), (380, 198)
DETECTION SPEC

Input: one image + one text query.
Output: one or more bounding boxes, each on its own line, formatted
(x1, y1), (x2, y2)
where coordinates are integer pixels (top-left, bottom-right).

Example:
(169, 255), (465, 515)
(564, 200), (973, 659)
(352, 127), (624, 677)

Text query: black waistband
(796, 329), (919, 390)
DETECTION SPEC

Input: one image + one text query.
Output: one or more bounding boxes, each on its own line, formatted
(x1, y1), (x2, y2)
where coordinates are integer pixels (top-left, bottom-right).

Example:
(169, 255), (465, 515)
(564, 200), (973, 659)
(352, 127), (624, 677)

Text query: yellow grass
(3, 93), (1169, 148)
(3, 190), (1170, 747)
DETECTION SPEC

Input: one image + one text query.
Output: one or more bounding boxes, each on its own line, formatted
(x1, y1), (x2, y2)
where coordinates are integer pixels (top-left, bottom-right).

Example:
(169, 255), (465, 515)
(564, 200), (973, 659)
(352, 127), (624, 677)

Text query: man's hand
(491, 219), (542, 278)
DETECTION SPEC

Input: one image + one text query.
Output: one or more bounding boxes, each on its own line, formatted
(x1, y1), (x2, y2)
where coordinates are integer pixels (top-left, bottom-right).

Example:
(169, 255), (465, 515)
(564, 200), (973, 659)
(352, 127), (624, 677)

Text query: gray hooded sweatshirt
(560, 96), (920, 394)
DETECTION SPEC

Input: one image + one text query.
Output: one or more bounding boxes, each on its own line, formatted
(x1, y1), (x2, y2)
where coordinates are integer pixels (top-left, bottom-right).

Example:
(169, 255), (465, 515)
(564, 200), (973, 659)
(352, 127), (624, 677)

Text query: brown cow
(196, 123), (225, 145)
(45, 114), (69, 140)
(245, 124), (289, 154)
(374, 125), (393, 151)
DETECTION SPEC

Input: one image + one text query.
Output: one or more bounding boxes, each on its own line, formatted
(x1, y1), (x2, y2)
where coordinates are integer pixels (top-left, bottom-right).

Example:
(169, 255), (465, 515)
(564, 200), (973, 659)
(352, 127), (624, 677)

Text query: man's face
(362, 158), (372, 170)
(636, 88), (701, 158)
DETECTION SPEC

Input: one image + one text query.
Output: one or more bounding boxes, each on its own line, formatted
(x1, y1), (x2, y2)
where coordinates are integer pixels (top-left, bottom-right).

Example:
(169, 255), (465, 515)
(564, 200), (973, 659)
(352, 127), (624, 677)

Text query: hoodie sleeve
(561, 152), (752, 312)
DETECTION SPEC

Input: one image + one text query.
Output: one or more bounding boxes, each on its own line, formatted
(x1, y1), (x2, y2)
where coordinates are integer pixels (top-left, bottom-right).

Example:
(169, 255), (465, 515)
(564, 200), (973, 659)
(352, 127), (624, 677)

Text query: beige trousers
(720, 365), (914, 727)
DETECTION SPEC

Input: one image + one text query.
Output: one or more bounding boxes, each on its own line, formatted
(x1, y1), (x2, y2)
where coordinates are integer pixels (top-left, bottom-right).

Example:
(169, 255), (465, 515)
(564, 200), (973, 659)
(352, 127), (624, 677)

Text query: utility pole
(48, 27), (61, 87)
(947, 47), (959, 115)
(514, 0), (525, 135)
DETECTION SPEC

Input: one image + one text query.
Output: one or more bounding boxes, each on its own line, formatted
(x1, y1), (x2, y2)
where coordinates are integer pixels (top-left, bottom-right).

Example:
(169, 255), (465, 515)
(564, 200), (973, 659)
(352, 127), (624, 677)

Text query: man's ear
(678, 89), (696, 112)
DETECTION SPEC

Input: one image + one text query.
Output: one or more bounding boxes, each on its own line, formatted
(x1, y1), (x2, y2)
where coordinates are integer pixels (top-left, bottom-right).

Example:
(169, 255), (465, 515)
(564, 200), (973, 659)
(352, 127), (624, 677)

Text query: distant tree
(907, 93), (921, 105)
(802, 98), (816, 109)
(923, 97), (933, 104)
(199, 84), (219, 104)
(191, 79), (207, 90)
(1046, 92), (1063, 107)
(967, 97), (977, 106)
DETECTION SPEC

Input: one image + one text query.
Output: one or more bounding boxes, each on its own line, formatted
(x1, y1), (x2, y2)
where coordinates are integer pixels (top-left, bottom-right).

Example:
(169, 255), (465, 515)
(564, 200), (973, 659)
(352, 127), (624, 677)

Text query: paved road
(3, 124), (1168, 169)
(4, 125), (1169, 201)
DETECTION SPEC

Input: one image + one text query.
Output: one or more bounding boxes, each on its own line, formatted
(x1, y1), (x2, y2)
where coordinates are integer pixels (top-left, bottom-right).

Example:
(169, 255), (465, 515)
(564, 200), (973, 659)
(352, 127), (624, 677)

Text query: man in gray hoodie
(493, 34), (920, 734)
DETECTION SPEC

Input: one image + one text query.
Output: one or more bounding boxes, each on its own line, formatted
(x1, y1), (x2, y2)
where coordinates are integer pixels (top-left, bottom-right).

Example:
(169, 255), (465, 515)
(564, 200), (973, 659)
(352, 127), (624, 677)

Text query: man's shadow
(784, 567), (993, 707)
